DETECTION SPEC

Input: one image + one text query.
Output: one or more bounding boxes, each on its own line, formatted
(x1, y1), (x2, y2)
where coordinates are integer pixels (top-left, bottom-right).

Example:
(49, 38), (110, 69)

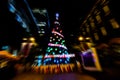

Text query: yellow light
(22, 38), (27, 40)
(85, 37), (90, 40)
(29, 37), (35, 42)
(91, 48), (102, 71)
(78, 36), (84, 41)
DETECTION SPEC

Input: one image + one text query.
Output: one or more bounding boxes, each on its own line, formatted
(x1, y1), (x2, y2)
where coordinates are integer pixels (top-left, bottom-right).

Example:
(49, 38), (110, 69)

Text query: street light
(85, 37), (90, 40)
(29, 37), (35, 42)
(78, 36), (84, 41)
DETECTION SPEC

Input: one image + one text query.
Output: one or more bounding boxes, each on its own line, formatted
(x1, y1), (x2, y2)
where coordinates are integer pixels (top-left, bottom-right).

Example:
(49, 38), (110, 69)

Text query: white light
(41, 31), (44, 33)
(44, 54), (75, 58)
(32, 9), (40, 13)
(38, 31), (41, 33)
(22, 38), (27, 40)
(37, 22), (46, 26)
(48, 43), (67, 49)
(56, 13), (59, 17)
(55, 13), (59, 20)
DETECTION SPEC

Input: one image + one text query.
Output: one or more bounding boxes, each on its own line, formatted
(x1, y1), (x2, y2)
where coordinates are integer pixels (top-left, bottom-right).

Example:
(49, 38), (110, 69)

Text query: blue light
(16, 14), (22, 22)
(67, 58), (70, 61)
(38, 63), (41, 66)
(65, 61), (67, 64)
(8, 4), (16, 13)
(49, 58), (51, 60)
(43, 63), (46, 65)
(38, 55), (43, 58)
(22, 22), (27, 28)
(57, 60), (59, 64)
(60, 59), (62, 62)
(54, 59), (56, 63)
(1, 45), (9, 50)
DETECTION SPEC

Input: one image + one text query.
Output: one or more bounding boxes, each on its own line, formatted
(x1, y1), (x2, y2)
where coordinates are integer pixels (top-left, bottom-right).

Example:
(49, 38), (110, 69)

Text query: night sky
(27, 0), (96, 44)
(0, 0), (96, 49)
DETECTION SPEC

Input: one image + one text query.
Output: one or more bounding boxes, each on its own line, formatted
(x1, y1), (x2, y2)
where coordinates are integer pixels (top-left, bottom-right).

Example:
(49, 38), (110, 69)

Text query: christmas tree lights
(43, 13), (74, 65)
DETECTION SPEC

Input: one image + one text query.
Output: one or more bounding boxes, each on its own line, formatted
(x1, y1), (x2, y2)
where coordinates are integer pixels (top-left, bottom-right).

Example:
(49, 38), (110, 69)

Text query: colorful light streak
(44, 54), (75, 58)
(52, 30), (64, 38)
(48, 43), (67, 49)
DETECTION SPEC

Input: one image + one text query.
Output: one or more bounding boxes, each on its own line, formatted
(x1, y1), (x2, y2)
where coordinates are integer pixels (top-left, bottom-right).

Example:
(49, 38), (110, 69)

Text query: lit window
(90, 22), (95, 29)
(110, 18), (119, 29)
(86, 27), (90, 33)
(96, 14), (102, 23)
(89, 17), (96, 29)
(100, 27), (107, 36)
(94, 33), (99, 40)
(89, 17), (94, 22)
(81, 28), (86, 35)
(83, 32), (86, 35)
(85, 23), (90, 33)
(103, 5), (110, 15)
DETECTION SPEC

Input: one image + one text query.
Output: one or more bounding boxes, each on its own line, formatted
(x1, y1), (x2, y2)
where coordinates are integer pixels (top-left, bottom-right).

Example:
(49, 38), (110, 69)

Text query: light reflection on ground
(11, 72), (96, 80)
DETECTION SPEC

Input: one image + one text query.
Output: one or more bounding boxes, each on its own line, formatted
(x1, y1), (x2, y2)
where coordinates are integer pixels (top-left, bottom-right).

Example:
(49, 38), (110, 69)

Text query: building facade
(80, 0), (120, 44)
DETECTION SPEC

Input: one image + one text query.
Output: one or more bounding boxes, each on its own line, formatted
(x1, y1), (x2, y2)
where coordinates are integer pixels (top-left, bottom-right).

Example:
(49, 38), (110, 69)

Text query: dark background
(0, 0), (96, 49)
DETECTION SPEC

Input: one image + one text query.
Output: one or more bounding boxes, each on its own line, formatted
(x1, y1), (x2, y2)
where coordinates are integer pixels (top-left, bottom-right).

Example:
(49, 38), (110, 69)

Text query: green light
(56, 42), (58, 44)
(53, 52), (55, 55)
(59, 51), (61, 53)
(55, 48), (58, 51)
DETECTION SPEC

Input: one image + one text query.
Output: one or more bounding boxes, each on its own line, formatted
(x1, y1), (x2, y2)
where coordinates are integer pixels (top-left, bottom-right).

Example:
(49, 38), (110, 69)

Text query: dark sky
(27, 0), (96, 51)
(0, 0), (96, 49)
(27, 0), (96, 38)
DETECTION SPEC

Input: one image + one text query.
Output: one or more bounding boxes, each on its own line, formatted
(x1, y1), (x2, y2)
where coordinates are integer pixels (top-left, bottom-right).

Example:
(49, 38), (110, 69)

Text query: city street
(11, 72), (96, 80)
(1, 0), (120, 80)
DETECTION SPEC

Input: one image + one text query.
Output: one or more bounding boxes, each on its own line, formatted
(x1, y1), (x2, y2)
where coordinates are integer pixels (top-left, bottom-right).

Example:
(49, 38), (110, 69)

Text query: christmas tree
(43, 13), (75, 65)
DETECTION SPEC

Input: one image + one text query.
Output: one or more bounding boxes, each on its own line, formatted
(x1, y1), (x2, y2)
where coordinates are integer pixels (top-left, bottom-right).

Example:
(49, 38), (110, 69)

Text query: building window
(110, 18), (119, 29)
(90, 22), (95, 29)
(89, 17), (94, 22)
(82, 32), (86, 36)
(85, 23), (90, 33)
(96, 14), (102, 23)
(81, 28), (86, 36)
(94, 33), (99, 40)
(89, 16), (96, 30)
(103, 5), (110, 15)
(100, 27), (107, 36)
(101, 0), (107, 5)
(86, 27), (90, 33)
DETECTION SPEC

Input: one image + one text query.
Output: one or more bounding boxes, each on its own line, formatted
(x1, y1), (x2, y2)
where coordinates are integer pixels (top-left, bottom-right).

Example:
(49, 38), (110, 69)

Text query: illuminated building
(80, 0), (120, 44)
(79, 0), (120, 69)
